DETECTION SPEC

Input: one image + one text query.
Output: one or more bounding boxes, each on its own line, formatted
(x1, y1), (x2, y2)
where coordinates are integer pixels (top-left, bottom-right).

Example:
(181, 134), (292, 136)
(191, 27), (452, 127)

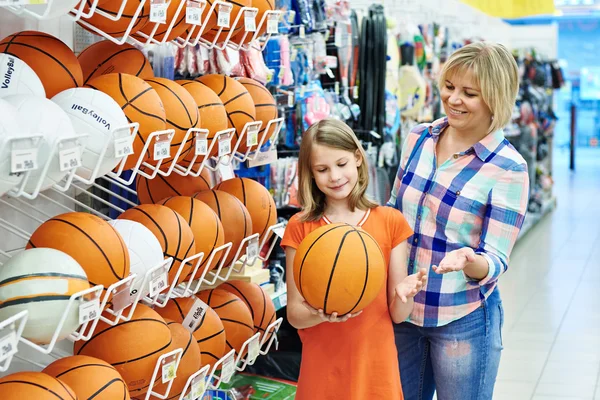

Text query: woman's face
(310, 143), (361, 203)
(441, 69), (493, 134)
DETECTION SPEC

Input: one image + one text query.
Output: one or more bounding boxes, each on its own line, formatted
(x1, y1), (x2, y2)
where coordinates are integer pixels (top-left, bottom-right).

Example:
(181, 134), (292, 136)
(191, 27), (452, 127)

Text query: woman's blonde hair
(297, 118), (377, 222)
(439, 41), (519, 133)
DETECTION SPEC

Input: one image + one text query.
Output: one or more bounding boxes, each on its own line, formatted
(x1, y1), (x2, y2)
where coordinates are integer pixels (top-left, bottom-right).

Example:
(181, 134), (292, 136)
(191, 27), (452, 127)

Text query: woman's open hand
(432, 247), (476, 274)
(395, 268), (428, 303)
(302, 301), (362, 323)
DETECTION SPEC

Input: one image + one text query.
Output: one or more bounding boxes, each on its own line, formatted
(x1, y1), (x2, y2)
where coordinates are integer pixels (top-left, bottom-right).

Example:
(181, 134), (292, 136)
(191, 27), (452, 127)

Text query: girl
(281, 118), (427, 399)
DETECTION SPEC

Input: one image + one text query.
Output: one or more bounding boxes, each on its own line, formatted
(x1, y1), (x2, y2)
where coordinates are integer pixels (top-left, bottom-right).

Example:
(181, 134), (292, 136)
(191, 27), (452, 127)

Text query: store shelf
(518, 196), (557, 240)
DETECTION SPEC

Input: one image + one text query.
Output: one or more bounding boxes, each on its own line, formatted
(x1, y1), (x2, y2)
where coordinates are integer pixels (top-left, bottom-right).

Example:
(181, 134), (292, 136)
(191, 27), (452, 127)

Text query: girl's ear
(355, 149), (363, 167)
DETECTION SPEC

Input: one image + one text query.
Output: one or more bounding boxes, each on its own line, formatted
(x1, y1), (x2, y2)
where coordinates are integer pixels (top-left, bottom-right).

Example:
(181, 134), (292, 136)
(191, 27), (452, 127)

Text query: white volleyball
(0, 98), (31, 197)
(0, 54), (45, 98)
(0, 248), (89, 344)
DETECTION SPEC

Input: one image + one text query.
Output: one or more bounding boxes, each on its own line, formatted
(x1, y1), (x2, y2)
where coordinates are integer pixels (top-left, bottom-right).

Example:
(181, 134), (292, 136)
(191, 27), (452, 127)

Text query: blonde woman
(388, 42), (530, 399)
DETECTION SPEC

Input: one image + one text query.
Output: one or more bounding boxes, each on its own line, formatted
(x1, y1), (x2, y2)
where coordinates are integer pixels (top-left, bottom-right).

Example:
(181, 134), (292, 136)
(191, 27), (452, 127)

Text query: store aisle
(494, 148), (600, 400)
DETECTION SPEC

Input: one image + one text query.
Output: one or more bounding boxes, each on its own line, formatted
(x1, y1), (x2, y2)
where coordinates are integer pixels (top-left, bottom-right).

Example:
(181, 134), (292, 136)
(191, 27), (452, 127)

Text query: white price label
(244, 10), (257, 32)
(79, 298), (100, 325)
(186, 1), (203, 25)
(246, 236), (259, 261)
(11, 149), (38, 174)
(299, 25), (305, 39)
(246, 125), (259, 148)
(0, 330), (17, 363)
(221, 354), (236, 383)
(288, 92), (294, 108)
(267, 16), (278, 34)
(149, 269), (168, 298)
(59, 147), (82, 172)
(182, 298), (208, 333)
(190, 374), (207, 399)
(248, 335), (260, 363)
(112, 280), (133, 312)
(154, 139), (171, 161)
(195, 136), (208, 156)
(278, 292), (287, 307)
(218, 135), (231, 157)
(162, 354), (178, 384)
(217, 4), (231, 28)
(150, 0), (168, 24)
(114, 136), (134, 158)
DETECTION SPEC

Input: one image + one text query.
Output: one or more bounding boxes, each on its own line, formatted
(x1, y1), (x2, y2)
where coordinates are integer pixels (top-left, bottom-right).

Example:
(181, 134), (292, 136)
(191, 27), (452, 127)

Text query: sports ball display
(73, 304), (172, 397)
(219, 280), (276, 336)
(192, 190), (252, 267)
(293, 223), (386, 315)
(231, 0), (275, 44)
(78, 41), (154, 84)
(0, 54), (45, 98)
(178, 4), (217, 42)
(0, 372), (77, 400)
(52, 87), (129, 180)
(136, 166), (211, 204)
(215, 177), (276, 241)
(0, 248), (89, 344)
(43, 355), (130, 400)
(176, 80), (228, 160)
(118, 204), (195, 286)
(154, 297), (226, 368)
(0, 31), (83, 98)
(78, 0), (150, 37)
(0, 99), (29, 197)
(157, 196), (224, 280)
(198, 289), (254, 355)
(145, 78), (199, 169)
(195, 74), (256, 153)
(86, 73), (166, 171)
(132, 0), (190, 42)
(235, 77), (277, 147)
(108, 219), (164, 299)
(9, 94), (76, 193)
(27, 212), (130, 296)
(202, 0), (251, 43)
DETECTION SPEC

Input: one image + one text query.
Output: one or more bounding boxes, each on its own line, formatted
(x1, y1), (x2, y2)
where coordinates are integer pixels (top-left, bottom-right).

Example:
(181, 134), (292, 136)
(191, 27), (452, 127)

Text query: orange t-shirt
(281, 206), (413, 400)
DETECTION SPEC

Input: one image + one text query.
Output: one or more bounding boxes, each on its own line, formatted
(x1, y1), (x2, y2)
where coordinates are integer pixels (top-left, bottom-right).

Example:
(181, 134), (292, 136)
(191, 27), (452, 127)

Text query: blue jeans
(394, 288), (504, 400)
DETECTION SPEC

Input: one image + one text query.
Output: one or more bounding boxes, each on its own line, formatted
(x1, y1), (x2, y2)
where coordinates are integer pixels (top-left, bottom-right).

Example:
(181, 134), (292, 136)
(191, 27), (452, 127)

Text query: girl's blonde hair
(439, 41), (519, 133)
(297, 118), (377, 222)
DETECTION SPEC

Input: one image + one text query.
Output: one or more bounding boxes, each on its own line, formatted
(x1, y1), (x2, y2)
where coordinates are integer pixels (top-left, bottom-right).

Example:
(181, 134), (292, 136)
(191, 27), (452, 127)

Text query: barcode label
(195, 136), (208, 156)
(218, 135), (231, 157)
(182, 297), (208, 333)
(0, 330), (17, 363)
(162, 354), (178, 384)
(149, 268), (168, 298)
(299, 25), (305, 39)
(221, 353), (236, 383)
(190, 373), (207, 399)
(154, 139), (171, 161)
(246, 236), (259, 261)
(11, 149), (38, 174)
(267, 16), (278, 34)
(114, 136), (134, 158)
(150, 0), (168, 24)
(217, 4), (231, 28)
(244, 10), (257, 32)
(246, 125), (259, 148)
(59, 147), (82, 172)
(186, 0), (202, 25)
(248, 335), (260, 363)
(79, 298), (100, 325)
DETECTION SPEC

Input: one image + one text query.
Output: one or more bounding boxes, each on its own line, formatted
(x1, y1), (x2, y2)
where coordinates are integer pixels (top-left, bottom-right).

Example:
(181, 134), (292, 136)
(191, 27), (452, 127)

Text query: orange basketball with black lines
(0, 30), (83, 98)
(202, 0), (252, 43)
(118, 204), (195, 286)
(195, 74), (256, 153)
(86, 73), (166, 171)
(231, 0), (275, 45)
(198, 289), (254, 355)
(235, 77), (278, 148)
(26, 212), (130, 296)
(43, 355), (130, 400)
(178, 3), (217, 42)
(78, 0), (150, 37)
(0, 372), (77, 400)
(219, 280), (276, 338)
(136, 166), (212, 204)
(78, 41), (154, 85)
(133, 0), (191, 42)
(192, 190), (252, 267)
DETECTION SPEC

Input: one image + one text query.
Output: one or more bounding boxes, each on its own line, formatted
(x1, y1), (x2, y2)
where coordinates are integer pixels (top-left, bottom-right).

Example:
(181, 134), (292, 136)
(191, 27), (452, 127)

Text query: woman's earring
(491, 115), (494, 121)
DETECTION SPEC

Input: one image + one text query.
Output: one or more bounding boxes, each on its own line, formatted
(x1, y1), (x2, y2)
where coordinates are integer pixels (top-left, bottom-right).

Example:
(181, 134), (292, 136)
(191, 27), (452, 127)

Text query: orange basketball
(78, 41), (154, 85)
(136, 166), (212, 204)
(43, 355), (130, 400)
(86, 73), (166, 171)
(0, 30), (83, 98)
(202, 0), (252, 43)
(179, 4), (217, 41)
(219, 280), (276, 337)
(235, 77), (278, 147)
(154, 297), (226, 368)
(293, 223), (386, 315)
(198, 289), (254, 355)
(73, 304), (172, 397)
(192, 190), (252, 267)
(231, 0), (275, 44)
(78, 0), (150, 37)
(0, 372), (76, 399)
(146, 78), (199, 169)
(152, 322), (202, 400)
(118, 204), (196, 286)
(215, 177), (276, 241)
(26, 211), (130, 295)
(195, 74), (256, 153)
(176, 80), (228, 160)
(157, 196), (225, 280)
(133, 0), (191, 42)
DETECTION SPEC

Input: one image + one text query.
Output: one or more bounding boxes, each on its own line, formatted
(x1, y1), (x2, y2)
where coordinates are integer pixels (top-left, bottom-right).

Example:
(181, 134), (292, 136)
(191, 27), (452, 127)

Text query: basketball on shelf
(198, 289), (254, 355)
(136, 166), (212, 204)
(230, 0), (275, 44)
(77, 0), (150, 38)
(43, 355), (130, 400)
(73, 304), (172, 398)
(178, 1), (217, 42)
(0, 248), (89, 344)
(118, 204), (195, 286)
(219, 280), (276, 337)
(132, 0), (191, 42)
(293, 223), (386, 315)
(215, 177), (277, 242)
(86, 73), (167, 171)
(52, 87), (130, 181)
(108, 219), (164, 300)
(78, 41), (154, 85)
(235, 77), (278, 147)
(27, 212), (130, 297)
(0, 54), (45, 98)
(0, 372), (77, 400)
(157, 196), (225, 280)
(0, 98), (31, 197)
(0, 30), (83, 98)
(202, 0), (251, 43)
(192, 190), (252, 267)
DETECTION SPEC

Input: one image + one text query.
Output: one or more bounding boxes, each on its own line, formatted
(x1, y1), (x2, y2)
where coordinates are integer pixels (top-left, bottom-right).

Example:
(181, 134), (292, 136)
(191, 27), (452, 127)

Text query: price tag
(114, 136), (134, 158)
(221, 353), (236, 383)
(182, 297), (208, 333)
(11, 148), (38, 174)
(59, 147), (82, 172)
(190, 373), (207, 400)
(161, 354), (178, 384)
(150, 0), (168, 24)
(79, 298), (100, 325)
(195, 135), (208, 156)
(267, 15), (278, 34)
(248, 335), (260, 363)
(246, 236), (259, 261)
(154, 137), (171, 161)
(148, 267), (169, 298)
(186, 0), (203, 25)
(112, 280), (133, 312)
(0, 329), (17, 363)
(334, 82), (340, 95)
(246, 125), (259, 148)
(218, 134), (231, 157)
(244, 10), (257, 32)
(299, 25), (305, 39)
(279, 292), (287, 307)
(217, 3), (231, 28)
(287, 92), (294, 108)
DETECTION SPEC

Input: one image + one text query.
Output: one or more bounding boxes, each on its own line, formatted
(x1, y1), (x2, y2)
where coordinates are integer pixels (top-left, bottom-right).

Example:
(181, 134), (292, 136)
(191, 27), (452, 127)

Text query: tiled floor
(494, 147), (600, 400)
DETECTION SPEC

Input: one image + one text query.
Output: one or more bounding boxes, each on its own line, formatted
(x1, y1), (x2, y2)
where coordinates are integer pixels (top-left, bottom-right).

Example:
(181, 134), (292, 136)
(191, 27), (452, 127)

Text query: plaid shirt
(388, 118), (529, 327)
